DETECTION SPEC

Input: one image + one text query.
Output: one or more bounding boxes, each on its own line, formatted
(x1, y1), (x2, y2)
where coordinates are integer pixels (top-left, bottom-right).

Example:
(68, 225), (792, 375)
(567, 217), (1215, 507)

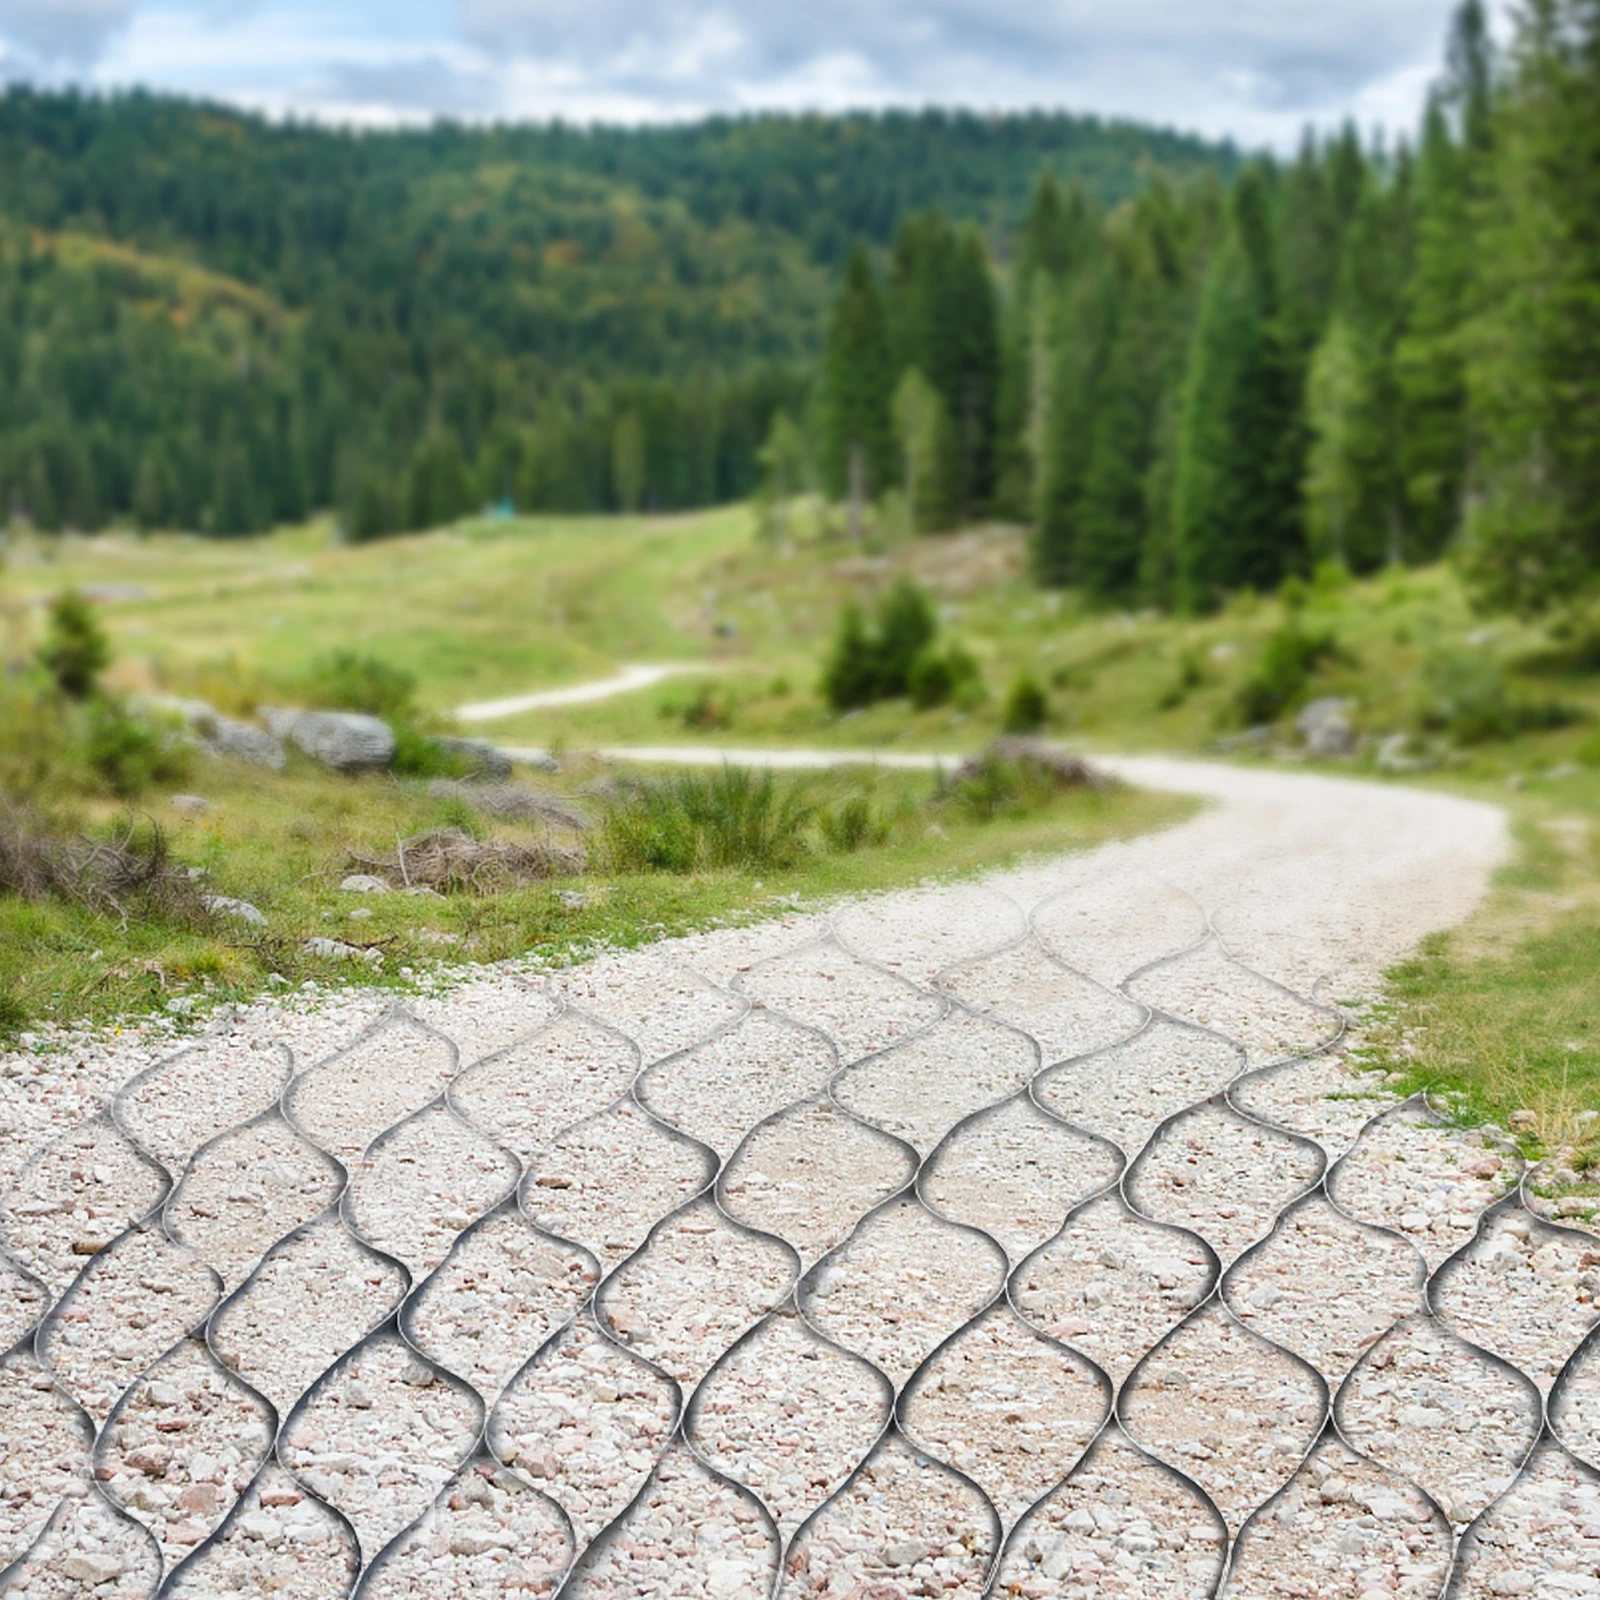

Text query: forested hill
(0, 96), (1234, 275)
(0, 93), (1234, 538)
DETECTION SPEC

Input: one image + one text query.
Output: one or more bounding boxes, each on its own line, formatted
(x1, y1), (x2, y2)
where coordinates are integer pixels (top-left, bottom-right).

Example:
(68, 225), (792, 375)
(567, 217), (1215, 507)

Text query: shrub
(819, 794), (890, 853)
(602, 767), (815, 874)
(1233, 623), (1341, 725)
(908, 641), (982, 710)
(299, 651), (419, 721)
(390, 725), (475, 779)
(1157, 650), (1205, 711)
(0, 681), (78, 802)
(1001, 674), (1049, 734)
(944, 755), (1058, 822)
(1418, 650), (1580, 745)
(83, 699), (190, 798)
(680, 687), (734, 730)
(820, 604), (878, 711)
(38, 591), (111, 700)
(821, 579), (939, 711)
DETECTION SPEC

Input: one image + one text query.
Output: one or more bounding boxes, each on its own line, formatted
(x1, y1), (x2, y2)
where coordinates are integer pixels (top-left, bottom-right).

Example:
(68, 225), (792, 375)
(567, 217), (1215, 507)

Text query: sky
(0, 0), (1473, 150)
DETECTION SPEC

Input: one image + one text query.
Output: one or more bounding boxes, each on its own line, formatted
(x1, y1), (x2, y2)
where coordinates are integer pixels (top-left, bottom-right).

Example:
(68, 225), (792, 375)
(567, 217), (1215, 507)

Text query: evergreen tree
(891, 368), (957, 532)
(1396, 99), (1472, 557)
(1463, 0), (1600, 611)
(1303, 316), (1367, 565)
(1173, 164), (1302, 607)
(1075, 197), (1188, 603)
(820, 244), (894, 535)
(612, 411), (646, 512)
(994, 178), (1096, 517)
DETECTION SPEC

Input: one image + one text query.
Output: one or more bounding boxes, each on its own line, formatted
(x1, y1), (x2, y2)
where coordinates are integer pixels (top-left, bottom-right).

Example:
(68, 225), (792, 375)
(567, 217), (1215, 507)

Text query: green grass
(1353, 766), (1600, 1190)
(0, 751), (1193, 1045)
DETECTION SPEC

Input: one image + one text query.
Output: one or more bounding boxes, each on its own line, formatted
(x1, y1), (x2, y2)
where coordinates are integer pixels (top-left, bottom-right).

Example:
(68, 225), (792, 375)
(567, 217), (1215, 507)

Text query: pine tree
(612, 411), (646, 512)
(1463, 0), (1600, 611)
(821, 244), (894, 536)
(1076, 199), (1187, 603)
(1173, 164), (1303, 606)
(994, 178), (1097, 518)
(1032, 249), (1115, 586)
(1395, 3), (1496, 560)
(892, 368), (957, 532)
(1303, 316), (1367, 566)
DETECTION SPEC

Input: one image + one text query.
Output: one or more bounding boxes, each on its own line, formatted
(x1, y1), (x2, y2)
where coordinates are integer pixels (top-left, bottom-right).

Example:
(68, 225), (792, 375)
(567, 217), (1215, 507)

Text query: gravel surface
(2, 757), (1540, 1598)
(996, 1426), (1226, 1597)
(688, 1309), (888, 1542)
(1337, 1315), (1542, 1527)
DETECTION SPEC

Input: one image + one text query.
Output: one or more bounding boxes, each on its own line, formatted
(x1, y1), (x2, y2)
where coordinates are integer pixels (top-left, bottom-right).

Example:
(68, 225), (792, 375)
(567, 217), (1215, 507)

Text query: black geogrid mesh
(0, 882), (1594, 1598)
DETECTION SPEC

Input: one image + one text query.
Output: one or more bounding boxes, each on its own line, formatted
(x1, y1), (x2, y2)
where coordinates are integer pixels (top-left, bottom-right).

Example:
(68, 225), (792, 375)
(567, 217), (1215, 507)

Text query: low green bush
(819, 794), (891, 853)
(1001, 674), (1049, 734)
(1233, 622), (1342, 725)
(821, 579), (939, 711)
(1157, 649), (1205, 711)
(84, 698), (190, 798)
(944, 753), (1062, 822)
(298, 651), (420, 721)
(908, 641), (982, 710)
(1419, 649), (1580, 744)
(601, 766), (815, 874)
(38, 591), (111, 700)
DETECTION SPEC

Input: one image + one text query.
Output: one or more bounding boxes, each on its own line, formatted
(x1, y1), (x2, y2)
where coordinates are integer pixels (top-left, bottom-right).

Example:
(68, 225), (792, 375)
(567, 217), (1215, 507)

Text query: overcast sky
(0, 0), (1472, 149)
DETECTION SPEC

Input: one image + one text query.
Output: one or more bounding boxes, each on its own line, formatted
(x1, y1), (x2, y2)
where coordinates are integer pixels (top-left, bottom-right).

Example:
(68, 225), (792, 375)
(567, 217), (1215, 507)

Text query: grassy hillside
(14, 510), (1597, 778)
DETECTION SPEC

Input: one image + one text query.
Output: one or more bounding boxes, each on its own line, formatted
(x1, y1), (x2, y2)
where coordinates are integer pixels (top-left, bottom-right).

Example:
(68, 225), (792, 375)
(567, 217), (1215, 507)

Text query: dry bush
(348, 826), (586, 893)
(0, 806), (208, 922)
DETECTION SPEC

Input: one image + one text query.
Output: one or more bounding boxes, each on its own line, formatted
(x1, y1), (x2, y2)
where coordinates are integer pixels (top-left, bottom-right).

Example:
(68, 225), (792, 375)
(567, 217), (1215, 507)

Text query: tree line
(0, 93), (1227, 541)
(817, 0), (1600, 614)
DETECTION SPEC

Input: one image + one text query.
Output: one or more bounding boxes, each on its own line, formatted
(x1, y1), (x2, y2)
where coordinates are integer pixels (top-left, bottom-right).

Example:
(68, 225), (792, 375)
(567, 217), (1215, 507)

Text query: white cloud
(0, 0), (132, 67)
(6, 0), (1486, 149)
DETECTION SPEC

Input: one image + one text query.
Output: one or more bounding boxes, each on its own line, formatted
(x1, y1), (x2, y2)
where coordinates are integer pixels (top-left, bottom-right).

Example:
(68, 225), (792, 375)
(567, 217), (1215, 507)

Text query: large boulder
(434, 736), (513, 779)
(261, 708), (395, 773)
(160, 698), (286, 771)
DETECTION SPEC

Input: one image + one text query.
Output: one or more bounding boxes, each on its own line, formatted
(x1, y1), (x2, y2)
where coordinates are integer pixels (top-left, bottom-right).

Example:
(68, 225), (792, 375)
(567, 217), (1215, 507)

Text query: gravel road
(6, 757), (1594, 1599)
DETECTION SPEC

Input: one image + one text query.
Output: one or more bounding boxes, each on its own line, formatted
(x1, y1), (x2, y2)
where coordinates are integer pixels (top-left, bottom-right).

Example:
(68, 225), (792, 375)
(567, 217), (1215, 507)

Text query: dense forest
(819, 0), (1600, 614)
(0, 98), (1229, 538)
(2, 0), (1595, 616)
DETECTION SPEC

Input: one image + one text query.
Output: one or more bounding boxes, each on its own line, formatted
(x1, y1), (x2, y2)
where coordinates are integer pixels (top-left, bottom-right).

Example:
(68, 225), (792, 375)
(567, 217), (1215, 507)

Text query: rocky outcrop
(261, 708), (395, 773)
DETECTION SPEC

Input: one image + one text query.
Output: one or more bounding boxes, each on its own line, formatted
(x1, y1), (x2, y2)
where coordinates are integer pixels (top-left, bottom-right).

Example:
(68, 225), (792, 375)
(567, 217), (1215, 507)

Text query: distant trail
(499, 743), (961, 770)
(456, 663), (712, 722)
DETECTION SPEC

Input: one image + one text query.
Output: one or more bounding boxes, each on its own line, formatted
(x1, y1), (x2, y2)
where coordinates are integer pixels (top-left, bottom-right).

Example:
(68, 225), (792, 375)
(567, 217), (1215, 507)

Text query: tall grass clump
(602, 766), (816, 873)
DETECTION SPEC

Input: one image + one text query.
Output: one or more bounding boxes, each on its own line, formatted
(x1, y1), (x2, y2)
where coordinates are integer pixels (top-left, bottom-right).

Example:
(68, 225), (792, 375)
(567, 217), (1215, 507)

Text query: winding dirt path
(6, 762), (1595, 1600)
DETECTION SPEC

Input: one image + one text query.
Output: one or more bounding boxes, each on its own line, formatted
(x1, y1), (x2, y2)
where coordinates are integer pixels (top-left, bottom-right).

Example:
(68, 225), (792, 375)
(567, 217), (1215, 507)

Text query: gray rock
(1376, 731), (1430, 773)
(1306, 715), (1355, 758)
(170, 794), (210, 817)
(434, 736), (513, 779)
(264, 708), (395, 773)
(1297, 697), (1354, 756)
(203, 895), (267, 927)
(209, 717), (287, 770)
(339, 874), (390, 895)
(159, 697), (286, 771)
(302, 937), (381, 965)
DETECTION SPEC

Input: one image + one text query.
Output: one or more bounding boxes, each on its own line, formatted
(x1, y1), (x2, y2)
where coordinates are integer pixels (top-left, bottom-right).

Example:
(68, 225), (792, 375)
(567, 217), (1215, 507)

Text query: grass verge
(1354, 766), (1600, 1204)
(0, 753), (1194, 1047)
